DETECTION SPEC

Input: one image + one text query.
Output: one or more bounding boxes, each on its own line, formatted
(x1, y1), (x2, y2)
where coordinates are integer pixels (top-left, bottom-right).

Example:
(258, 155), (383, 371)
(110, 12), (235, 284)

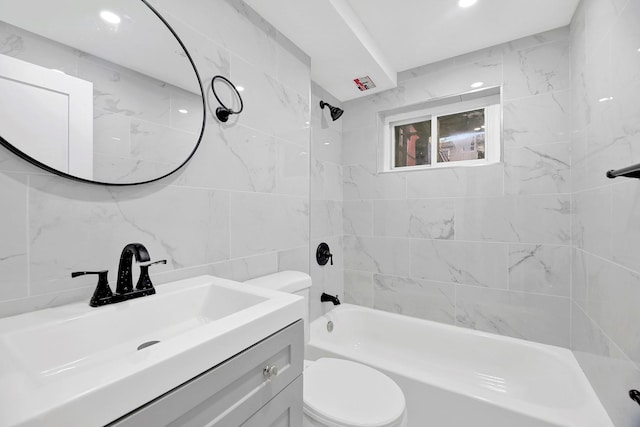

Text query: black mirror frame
(0, 0), (206, 186)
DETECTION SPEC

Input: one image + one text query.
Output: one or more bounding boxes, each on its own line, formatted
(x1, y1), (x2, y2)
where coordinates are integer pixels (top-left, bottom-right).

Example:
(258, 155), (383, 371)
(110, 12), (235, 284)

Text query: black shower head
(320, 100), (344, 121)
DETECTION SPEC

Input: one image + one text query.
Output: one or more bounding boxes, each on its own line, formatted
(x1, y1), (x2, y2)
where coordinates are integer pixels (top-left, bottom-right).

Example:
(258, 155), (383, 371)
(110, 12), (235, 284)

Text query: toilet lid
(303, 358), (406, 427)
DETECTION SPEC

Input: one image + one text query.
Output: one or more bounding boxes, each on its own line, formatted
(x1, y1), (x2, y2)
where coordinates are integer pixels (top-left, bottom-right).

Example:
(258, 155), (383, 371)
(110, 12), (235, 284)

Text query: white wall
(570, 0), (640, 425)
(0, 0), (311, 317)
(341, 28), (572, 347)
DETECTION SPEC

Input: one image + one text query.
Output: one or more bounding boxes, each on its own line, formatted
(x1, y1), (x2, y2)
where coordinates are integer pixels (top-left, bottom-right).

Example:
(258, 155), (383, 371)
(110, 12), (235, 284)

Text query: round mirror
(0, 0), (205, 185)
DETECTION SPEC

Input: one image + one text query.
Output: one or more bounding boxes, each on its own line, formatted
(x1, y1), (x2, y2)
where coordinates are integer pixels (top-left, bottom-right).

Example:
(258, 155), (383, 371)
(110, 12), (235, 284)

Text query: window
(393, 118), (431, 167)
(381, 87), (501, 172)
(437, 108), (485, 162)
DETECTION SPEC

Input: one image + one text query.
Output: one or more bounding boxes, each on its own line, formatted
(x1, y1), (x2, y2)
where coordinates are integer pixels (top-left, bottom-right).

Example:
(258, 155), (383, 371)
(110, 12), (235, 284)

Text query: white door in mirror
(0, 54), (93, 177)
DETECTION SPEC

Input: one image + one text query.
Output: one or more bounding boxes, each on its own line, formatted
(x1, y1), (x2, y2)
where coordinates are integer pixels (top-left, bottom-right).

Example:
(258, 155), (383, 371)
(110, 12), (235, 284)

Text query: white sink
(0, 275), (304, 427)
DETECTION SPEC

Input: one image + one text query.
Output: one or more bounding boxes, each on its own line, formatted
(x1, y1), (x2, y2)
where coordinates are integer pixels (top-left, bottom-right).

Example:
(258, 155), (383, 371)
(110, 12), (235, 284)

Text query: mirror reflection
(0, 0), (204, 184)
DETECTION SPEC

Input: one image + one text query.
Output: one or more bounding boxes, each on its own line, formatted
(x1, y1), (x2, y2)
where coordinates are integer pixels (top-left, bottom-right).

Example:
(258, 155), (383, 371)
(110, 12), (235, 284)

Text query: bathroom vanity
(0, 275), (305, 427)
(109, 321), (303, 426)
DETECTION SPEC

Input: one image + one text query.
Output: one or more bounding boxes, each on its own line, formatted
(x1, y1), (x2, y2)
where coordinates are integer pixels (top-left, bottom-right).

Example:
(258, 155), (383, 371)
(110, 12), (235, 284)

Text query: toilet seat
(303, 358), (406, 427)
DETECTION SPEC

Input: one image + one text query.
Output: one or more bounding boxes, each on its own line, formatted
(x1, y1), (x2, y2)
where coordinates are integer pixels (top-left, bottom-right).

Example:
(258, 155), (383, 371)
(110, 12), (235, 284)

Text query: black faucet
(321, 293), (341, 305)
(72, 243), (165, 307)
(116, 243), (150, 294)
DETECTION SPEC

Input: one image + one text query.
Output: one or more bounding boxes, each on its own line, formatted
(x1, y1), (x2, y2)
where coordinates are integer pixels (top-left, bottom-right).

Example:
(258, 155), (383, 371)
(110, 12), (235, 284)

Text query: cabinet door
(108, 320), (303, 427)
(241, 376), (303, 427)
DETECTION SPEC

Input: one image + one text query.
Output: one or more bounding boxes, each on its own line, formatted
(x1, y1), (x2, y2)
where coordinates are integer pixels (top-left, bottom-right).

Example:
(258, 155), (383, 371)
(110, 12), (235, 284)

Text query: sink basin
(0, 275), (304, 427)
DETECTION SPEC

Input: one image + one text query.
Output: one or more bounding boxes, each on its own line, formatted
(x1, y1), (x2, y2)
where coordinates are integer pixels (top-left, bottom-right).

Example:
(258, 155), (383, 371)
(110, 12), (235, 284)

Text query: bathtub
(306, 304), (612, 427)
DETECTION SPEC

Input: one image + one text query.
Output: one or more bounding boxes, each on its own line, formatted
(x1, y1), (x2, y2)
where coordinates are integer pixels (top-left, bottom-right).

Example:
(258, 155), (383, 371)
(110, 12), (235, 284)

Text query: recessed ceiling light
(100, 10), (121, 24)
(236, 86), (244, 92)
(470, 81), (484, 88)
(598, 96), (614, 103)
(324, 142), (330, 145)
(459, 0), (477, 8)
(178, 109), (188, 114)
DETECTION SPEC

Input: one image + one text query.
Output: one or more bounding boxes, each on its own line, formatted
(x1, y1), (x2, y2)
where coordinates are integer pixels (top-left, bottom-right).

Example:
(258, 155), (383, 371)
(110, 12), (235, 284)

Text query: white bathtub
(306, 304), (612, 427)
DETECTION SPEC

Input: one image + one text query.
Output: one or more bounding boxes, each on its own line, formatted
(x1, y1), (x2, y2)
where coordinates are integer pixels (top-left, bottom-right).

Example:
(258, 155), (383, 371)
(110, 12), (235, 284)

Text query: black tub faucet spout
(321, 293), (341, 305)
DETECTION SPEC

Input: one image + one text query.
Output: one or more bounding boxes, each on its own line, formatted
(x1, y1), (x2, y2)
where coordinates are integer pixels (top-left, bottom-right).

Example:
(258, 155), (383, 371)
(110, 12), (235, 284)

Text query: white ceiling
(245, 0), (579, 102)
(0, 0), (200, 94)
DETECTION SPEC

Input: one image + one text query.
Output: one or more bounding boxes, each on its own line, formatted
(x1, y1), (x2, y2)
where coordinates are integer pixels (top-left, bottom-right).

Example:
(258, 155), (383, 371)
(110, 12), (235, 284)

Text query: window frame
(380, 88), (502, 173)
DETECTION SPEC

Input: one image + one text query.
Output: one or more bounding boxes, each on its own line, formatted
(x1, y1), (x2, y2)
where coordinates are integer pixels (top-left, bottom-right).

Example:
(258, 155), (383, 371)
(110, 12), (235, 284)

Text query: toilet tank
(245, 271), (312, 344)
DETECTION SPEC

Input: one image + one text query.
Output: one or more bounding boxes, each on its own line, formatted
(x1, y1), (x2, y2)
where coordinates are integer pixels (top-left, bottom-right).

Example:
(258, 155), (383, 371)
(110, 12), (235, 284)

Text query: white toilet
(245, 271), (408, 427)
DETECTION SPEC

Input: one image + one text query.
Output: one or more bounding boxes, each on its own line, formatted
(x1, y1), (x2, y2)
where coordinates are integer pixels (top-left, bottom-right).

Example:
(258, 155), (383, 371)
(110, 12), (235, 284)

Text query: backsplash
(570, 0), (640, 425)
(0, 0), (311, 318)
(342, 28), (572, 347)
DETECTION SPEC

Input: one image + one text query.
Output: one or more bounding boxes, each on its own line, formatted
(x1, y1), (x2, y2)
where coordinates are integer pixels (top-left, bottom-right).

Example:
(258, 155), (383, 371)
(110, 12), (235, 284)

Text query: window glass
(393, 119), (431, 167)
(437, 108), (485, 162)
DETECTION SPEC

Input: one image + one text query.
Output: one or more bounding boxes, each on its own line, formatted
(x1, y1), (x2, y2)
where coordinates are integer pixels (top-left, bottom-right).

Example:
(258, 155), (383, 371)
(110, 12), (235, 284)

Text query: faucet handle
(71, 270), (108, 279)
(72, 270), (113, 307)
(139, 260), (167, 268)
(316, 242), (334, 266)
(136, 259), (167, 293)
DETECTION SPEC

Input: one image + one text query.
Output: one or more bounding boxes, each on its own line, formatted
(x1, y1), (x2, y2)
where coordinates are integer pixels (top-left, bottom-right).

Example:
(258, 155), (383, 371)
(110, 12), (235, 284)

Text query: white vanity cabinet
(108, 320), (303, 427)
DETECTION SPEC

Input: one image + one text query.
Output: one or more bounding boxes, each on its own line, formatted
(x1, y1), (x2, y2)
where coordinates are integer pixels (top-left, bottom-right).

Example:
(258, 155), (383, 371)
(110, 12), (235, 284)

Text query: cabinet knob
(263, 364), (278, 379)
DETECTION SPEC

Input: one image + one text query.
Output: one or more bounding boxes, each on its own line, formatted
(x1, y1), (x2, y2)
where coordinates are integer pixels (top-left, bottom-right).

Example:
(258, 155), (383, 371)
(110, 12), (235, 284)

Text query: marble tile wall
(0, 20), (201, 182)
(0, 0), (311, 317)
(570, 0), (640, 425)
(310, 82), (343, 321)
(342, 28), (572, 348)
